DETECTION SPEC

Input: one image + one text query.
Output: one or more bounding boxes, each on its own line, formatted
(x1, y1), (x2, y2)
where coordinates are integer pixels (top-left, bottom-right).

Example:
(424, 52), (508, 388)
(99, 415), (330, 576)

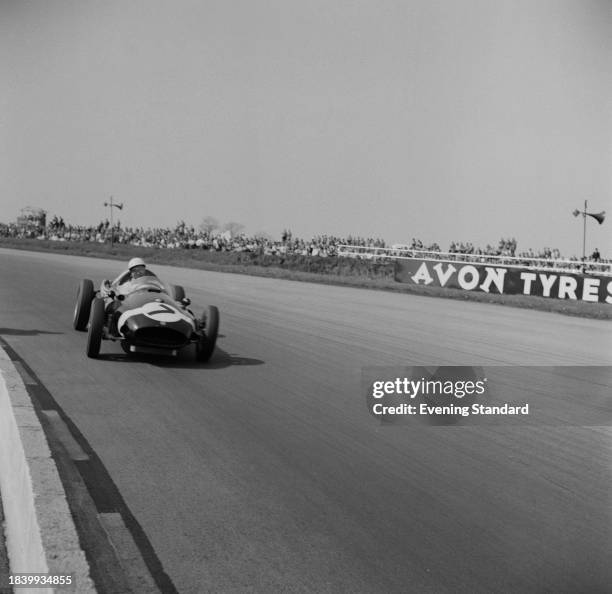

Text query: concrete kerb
(0, 348), (95, 593)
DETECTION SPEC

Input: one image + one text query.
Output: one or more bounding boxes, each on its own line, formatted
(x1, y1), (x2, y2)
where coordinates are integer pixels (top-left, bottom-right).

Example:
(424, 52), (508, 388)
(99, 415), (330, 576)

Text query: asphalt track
(1, 247), (611, 594)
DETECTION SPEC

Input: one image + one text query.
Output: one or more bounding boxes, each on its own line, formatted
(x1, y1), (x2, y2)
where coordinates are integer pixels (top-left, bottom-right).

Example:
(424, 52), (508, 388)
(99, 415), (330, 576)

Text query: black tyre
(196, 305), (219, 362)
(73, 279), (94, 331)
(170, 284), (186, 302)
(86, 298), (105, 358)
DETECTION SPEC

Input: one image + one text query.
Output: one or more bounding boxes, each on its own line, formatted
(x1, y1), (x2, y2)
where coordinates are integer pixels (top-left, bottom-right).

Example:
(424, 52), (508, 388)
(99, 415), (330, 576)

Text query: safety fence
(337, 245), (611, 277)
(337, 245), (611, 303)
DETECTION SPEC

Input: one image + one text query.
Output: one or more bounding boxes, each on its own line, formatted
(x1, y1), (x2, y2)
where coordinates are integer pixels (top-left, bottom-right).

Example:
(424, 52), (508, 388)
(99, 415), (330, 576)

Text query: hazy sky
(2, 0), (610, 257)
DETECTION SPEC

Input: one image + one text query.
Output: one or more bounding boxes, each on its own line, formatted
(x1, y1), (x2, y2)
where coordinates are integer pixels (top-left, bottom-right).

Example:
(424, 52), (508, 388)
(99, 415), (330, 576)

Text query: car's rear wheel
(170, 284), (185, 302)
(73, 279), (94, 331)
(86, 298), (105, 358)
(196, 305), (219, 362)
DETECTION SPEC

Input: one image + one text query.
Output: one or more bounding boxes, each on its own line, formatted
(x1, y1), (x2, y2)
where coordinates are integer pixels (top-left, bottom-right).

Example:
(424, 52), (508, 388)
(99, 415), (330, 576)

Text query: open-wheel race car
(72, 270), (219, 362)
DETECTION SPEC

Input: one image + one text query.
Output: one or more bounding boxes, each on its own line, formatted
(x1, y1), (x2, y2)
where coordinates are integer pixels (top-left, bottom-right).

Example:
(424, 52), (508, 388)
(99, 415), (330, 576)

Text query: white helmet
(128, 257), (146, 270)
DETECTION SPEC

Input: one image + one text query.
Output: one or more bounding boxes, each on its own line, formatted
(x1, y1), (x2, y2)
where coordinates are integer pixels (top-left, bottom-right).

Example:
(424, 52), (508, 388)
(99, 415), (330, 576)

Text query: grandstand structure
(336, 245), (612, 277)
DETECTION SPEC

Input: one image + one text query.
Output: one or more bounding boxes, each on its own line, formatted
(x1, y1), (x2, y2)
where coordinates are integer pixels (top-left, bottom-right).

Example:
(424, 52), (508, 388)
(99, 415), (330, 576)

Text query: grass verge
(1, 238), (610, 320)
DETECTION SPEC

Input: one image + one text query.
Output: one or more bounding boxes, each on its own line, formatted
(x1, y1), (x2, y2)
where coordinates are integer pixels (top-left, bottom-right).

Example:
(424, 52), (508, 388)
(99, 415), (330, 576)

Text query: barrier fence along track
(337, 245), (612, 277)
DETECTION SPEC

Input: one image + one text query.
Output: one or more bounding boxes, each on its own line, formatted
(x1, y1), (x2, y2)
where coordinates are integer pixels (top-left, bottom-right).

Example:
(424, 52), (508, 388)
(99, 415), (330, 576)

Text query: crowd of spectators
(408, 238), (441, 252)
(448, 237), (518, 257)
(0, 215), (606, 269)
(517, 246), (562, 260)
(0, 217), (386, 258)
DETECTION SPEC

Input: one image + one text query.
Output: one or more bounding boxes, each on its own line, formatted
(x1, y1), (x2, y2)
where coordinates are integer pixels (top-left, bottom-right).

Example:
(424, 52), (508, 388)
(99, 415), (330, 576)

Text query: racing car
(72, 273), (219, 361)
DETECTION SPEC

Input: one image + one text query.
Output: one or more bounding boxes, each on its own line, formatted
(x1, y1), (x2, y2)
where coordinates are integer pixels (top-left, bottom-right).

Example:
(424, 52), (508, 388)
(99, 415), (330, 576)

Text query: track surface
(1, 248), (611, 593)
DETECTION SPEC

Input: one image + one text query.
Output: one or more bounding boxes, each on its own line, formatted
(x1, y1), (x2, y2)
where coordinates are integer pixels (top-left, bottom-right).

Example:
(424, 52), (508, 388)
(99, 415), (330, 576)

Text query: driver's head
(128, 257), (147, 278)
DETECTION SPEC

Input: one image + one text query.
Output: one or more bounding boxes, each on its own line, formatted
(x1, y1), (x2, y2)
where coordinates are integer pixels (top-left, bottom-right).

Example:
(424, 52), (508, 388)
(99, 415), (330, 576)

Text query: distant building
(16, 206), (46, 234)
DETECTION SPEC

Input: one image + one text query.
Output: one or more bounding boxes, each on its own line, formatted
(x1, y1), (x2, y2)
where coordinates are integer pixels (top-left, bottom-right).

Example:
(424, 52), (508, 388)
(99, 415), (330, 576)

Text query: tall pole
(103, 196), (123, 247)
(582, 199), (587, 262)
(110, 196), (114, 247)
(573, 200), (605, 264)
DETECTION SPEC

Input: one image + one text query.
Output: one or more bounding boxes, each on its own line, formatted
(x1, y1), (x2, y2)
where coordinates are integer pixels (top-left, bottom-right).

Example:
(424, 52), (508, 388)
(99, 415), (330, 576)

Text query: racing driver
(100, 257), (162, 294)
(99, 257), (167, 321)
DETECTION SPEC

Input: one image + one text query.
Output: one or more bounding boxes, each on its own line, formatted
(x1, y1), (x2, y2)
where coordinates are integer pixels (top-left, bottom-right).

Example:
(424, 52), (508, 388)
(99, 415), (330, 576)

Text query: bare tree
(223, 221), (245, 237)
(199, 216), (219, 235)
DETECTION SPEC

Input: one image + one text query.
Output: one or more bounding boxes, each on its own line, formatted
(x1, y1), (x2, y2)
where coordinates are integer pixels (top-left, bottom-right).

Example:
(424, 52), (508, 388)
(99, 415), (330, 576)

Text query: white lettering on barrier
(581, 278), (600, 303)
(457, 266), (479, 290)
(520, 272), (536, 295)
(433, 263), (456, 286)
(479, 267), (506, 294)
(405, 260), (607, 303)
(539, 274), (557, 298)
(411, 262), (434, 285)
(558, 276), (577, 300)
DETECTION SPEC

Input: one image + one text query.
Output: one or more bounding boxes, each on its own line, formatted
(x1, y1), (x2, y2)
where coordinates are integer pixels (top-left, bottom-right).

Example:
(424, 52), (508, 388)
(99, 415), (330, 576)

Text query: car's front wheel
(196, 305), (219, 362)
(86, 298), (105, 358)
(73, 279), (94, 331)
